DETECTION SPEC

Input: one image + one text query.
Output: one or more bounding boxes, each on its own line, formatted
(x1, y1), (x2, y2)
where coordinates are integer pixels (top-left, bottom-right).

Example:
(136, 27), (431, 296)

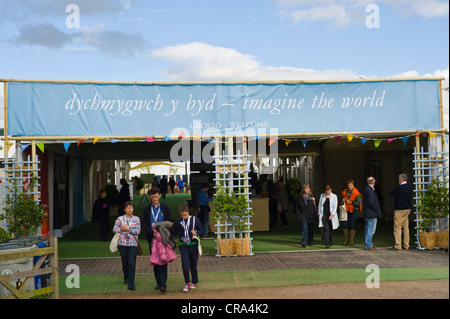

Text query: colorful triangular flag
(401, 136), (409, 146)
(302, 140), (309, 148)
(93, 138), (100, 144)
(285, 139), (293, 147)
(179, 130), (185, 139)
(111, 139), (118, 143)
(374, 140), (382, 148)
(36, 141), (45, 153)
(77, 139), (85, 146)
(387, 138), (395, 143)
(334, 136), (341, 144)
(347, 134), (354, 142)
(63, 142), (71, 152)
(146, 136), (155, 143)
(360, 138), (368, 145)
(164, 136), (171, 142)
(428, 132), (436, 138)
(268, 138), (277, 147)
(21, 144), (30, 152)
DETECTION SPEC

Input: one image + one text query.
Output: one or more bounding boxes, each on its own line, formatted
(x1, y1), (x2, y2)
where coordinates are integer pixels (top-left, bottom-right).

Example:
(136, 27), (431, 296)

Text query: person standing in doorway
(362, 177), (383, 250)
(92, 188), (110, 242)
(340, 180), (362, 246)
(160, 175), (168, 199)
(389, 173), (413, 250)
(142, 187), (173, 292)
(197, 183), (213, 239)
(318, 185), (339, 248)
(118, 178), (130, 216)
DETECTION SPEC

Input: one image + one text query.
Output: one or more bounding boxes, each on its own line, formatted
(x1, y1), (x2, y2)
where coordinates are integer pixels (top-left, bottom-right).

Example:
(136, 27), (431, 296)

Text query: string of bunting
(15, 131), (449, 154)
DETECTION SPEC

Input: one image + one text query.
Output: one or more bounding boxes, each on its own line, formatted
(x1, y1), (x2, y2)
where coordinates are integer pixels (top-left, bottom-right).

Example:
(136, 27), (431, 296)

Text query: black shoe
(128, 286), (136, 291)
(160, 286), (167, 293)
(301, 242), (306, 247)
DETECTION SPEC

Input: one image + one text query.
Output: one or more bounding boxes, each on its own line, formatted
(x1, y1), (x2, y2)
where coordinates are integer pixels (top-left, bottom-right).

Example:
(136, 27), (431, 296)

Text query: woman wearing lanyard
(172, 204), (203, 292)
(112, 201), (141, 291)
(142, 187), (173, 293)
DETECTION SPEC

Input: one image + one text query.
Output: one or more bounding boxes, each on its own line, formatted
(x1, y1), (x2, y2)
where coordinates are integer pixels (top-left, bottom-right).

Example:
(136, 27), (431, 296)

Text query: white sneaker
(183, 283), (191, 292)
(190, 283), (197, 289)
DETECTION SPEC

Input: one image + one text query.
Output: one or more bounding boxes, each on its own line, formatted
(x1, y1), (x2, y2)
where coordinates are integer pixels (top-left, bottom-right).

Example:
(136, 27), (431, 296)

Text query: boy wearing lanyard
(142, 187), (173, 292)
(172, 204), (203, 292)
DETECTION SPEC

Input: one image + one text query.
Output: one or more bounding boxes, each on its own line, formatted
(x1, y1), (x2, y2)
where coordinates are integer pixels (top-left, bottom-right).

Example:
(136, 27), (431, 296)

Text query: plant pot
(232, 234), (251, 256)
(435, 230), (449, 249)
(217, 237), (233, 256)
(419, 231), (436, 250)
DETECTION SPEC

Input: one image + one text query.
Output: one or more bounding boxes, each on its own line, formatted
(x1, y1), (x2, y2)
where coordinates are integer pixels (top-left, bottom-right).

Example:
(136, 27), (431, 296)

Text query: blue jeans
(364, 218), (378, 248)
(301, 222), (314, 245)
(198, 205), (210, 237)
(342, 209), (358, 230)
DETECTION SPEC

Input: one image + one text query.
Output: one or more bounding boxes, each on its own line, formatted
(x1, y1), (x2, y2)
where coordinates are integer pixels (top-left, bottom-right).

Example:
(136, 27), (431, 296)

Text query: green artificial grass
(59, 267), (449, 296)
(59, 193), (409, 258)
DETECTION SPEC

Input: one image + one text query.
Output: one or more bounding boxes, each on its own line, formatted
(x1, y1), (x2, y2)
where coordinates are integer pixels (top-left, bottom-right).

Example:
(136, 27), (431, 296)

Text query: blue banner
(7, 80), (442, 137)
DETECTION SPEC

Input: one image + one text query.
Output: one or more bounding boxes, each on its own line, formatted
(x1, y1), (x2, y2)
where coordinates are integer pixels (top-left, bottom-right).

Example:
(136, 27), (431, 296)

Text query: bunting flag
(224, 141), (232, 146)
(36, 141), (45, 153)
(93, 138), (100, 144)
(360, 138), (368, 144)
(208, 138), (215, 143)
(387, 138), (395, 143)
(164, 136), (171, 142)
(428, 132), (436, 138)
(130, 139), (138, 142)
(268, 138), (277, 147)
(347, 134), (354, 142)
(77, 139), (86, 146)
(334, 136), (341, 144)
(301, 140), (309, 148)
(5, 140), (14, 152)
(63, 142), (71, 152)
(146, 136), (155, 143)
(374, 140), (382, 148)
(285, 139), (293, 146)
(415, 132), (421, 138)
(254, 136), (260, 140)
(401, 136), (409, 146)
(193, 134), (201, 141)
(21, 144), (30, 152)
(111, 139), (118, 143)
(179, 130), (185, 139)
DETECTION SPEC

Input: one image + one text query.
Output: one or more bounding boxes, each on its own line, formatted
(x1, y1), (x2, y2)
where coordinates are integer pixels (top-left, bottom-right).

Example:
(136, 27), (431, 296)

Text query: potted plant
(416, 178), (449, 250)
(1, 176), (46, 238)
(211, 187), (253, 256)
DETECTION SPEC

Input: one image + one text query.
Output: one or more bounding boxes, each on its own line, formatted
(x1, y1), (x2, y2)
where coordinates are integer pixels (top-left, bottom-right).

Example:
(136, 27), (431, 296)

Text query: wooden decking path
(58, 248), (449, 276)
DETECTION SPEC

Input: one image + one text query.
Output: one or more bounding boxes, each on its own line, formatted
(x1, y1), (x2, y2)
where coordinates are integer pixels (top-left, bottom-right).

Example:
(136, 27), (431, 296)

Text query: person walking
(142, 187), (173, 293)
(197, 183), (213, 239)
(389, 173), (413, 250)
(172, 204), (203, 292)
(340, 180), (362, 246)
(112, 201), (141, 291)
(362, 177), (383, 250)
(296, 184), (317, 246)
(318, 185), (339, 248)
(92, 188), (110, 242)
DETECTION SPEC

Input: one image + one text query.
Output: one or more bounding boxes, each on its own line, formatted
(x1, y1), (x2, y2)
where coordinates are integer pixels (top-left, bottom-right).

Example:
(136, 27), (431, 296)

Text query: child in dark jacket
(92, 189), (110, 242)
(172, 204), (203, 292)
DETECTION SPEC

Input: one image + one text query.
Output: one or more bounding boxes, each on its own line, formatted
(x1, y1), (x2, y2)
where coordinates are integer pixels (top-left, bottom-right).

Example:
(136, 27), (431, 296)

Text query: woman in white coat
(318, 184), (339, 248)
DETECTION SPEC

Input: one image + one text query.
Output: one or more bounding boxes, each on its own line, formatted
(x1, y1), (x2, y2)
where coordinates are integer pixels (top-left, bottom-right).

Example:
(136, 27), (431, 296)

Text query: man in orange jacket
(340, 180), (362, 246)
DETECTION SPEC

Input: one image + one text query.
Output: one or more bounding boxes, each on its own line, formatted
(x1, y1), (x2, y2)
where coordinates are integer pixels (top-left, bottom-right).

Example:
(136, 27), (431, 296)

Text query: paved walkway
(59, 248), (449, 276)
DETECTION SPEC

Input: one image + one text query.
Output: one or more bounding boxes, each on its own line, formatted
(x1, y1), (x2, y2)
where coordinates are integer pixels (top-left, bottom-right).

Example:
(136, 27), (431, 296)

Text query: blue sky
(0, 0), (448, 126)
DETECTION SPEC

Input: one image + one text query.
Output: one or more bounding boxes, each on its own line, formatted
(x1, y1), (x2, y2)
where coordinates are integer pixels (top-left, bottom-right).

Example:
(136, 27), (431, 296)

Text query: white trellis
(1, 155), (41, 233)
(413, 146), (449, 249)
(213, 150), (254, 257)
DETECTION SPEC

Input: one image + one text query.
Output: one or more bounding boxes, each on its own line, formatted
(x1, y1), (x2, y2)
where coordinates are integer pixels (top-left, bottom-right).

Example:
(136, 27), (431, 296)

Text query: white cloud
(12, 23), (72, 49)
(276, 0), (448, 28)
(151, 42), (359, 81)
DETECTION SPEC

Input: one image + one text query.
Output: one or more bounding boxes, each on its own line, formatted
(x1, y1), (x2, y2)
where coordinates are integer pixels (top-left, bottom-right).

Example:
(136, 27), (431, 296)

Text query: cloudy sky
(0, 0), (448, 126)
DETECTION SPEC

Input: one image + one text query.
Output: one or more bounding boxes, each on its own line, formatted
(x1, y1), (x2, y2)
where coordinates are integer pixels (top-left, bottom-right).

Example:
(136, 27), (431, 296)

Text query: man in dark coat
(142, 187), (173, 293)
(389, 173), (413, 250)
(362, 177), (382, 250)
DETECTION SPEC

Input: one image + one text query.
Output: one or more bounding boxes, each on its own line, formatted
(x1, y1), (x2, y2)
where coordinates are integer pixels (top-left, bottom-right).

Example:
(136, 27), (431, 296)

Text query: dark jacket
(142, 203), (173, 242)
(172, 216), (204, 243)
(389, 183), (413, 210)
(362, 185), (382, 219)
(92, 197), (110, 223)
(296, 194), (317, 224)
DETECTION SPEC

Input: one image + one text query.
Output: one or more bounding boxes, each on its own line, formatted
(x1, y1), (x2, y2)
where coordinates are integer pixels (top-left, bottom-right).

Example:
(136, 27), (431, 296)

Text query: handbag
(192, 216), (202, 256)
(133, 234), (143, 255)
(339, 204), (348, 222)
(109, 216), (123, 253)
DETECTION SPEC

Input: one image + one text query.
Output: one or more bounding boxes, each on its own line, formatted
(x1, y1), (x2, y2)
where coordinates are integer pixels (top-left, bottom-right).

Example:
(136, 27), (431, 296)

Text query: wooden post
(50, 236), (59, 299)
